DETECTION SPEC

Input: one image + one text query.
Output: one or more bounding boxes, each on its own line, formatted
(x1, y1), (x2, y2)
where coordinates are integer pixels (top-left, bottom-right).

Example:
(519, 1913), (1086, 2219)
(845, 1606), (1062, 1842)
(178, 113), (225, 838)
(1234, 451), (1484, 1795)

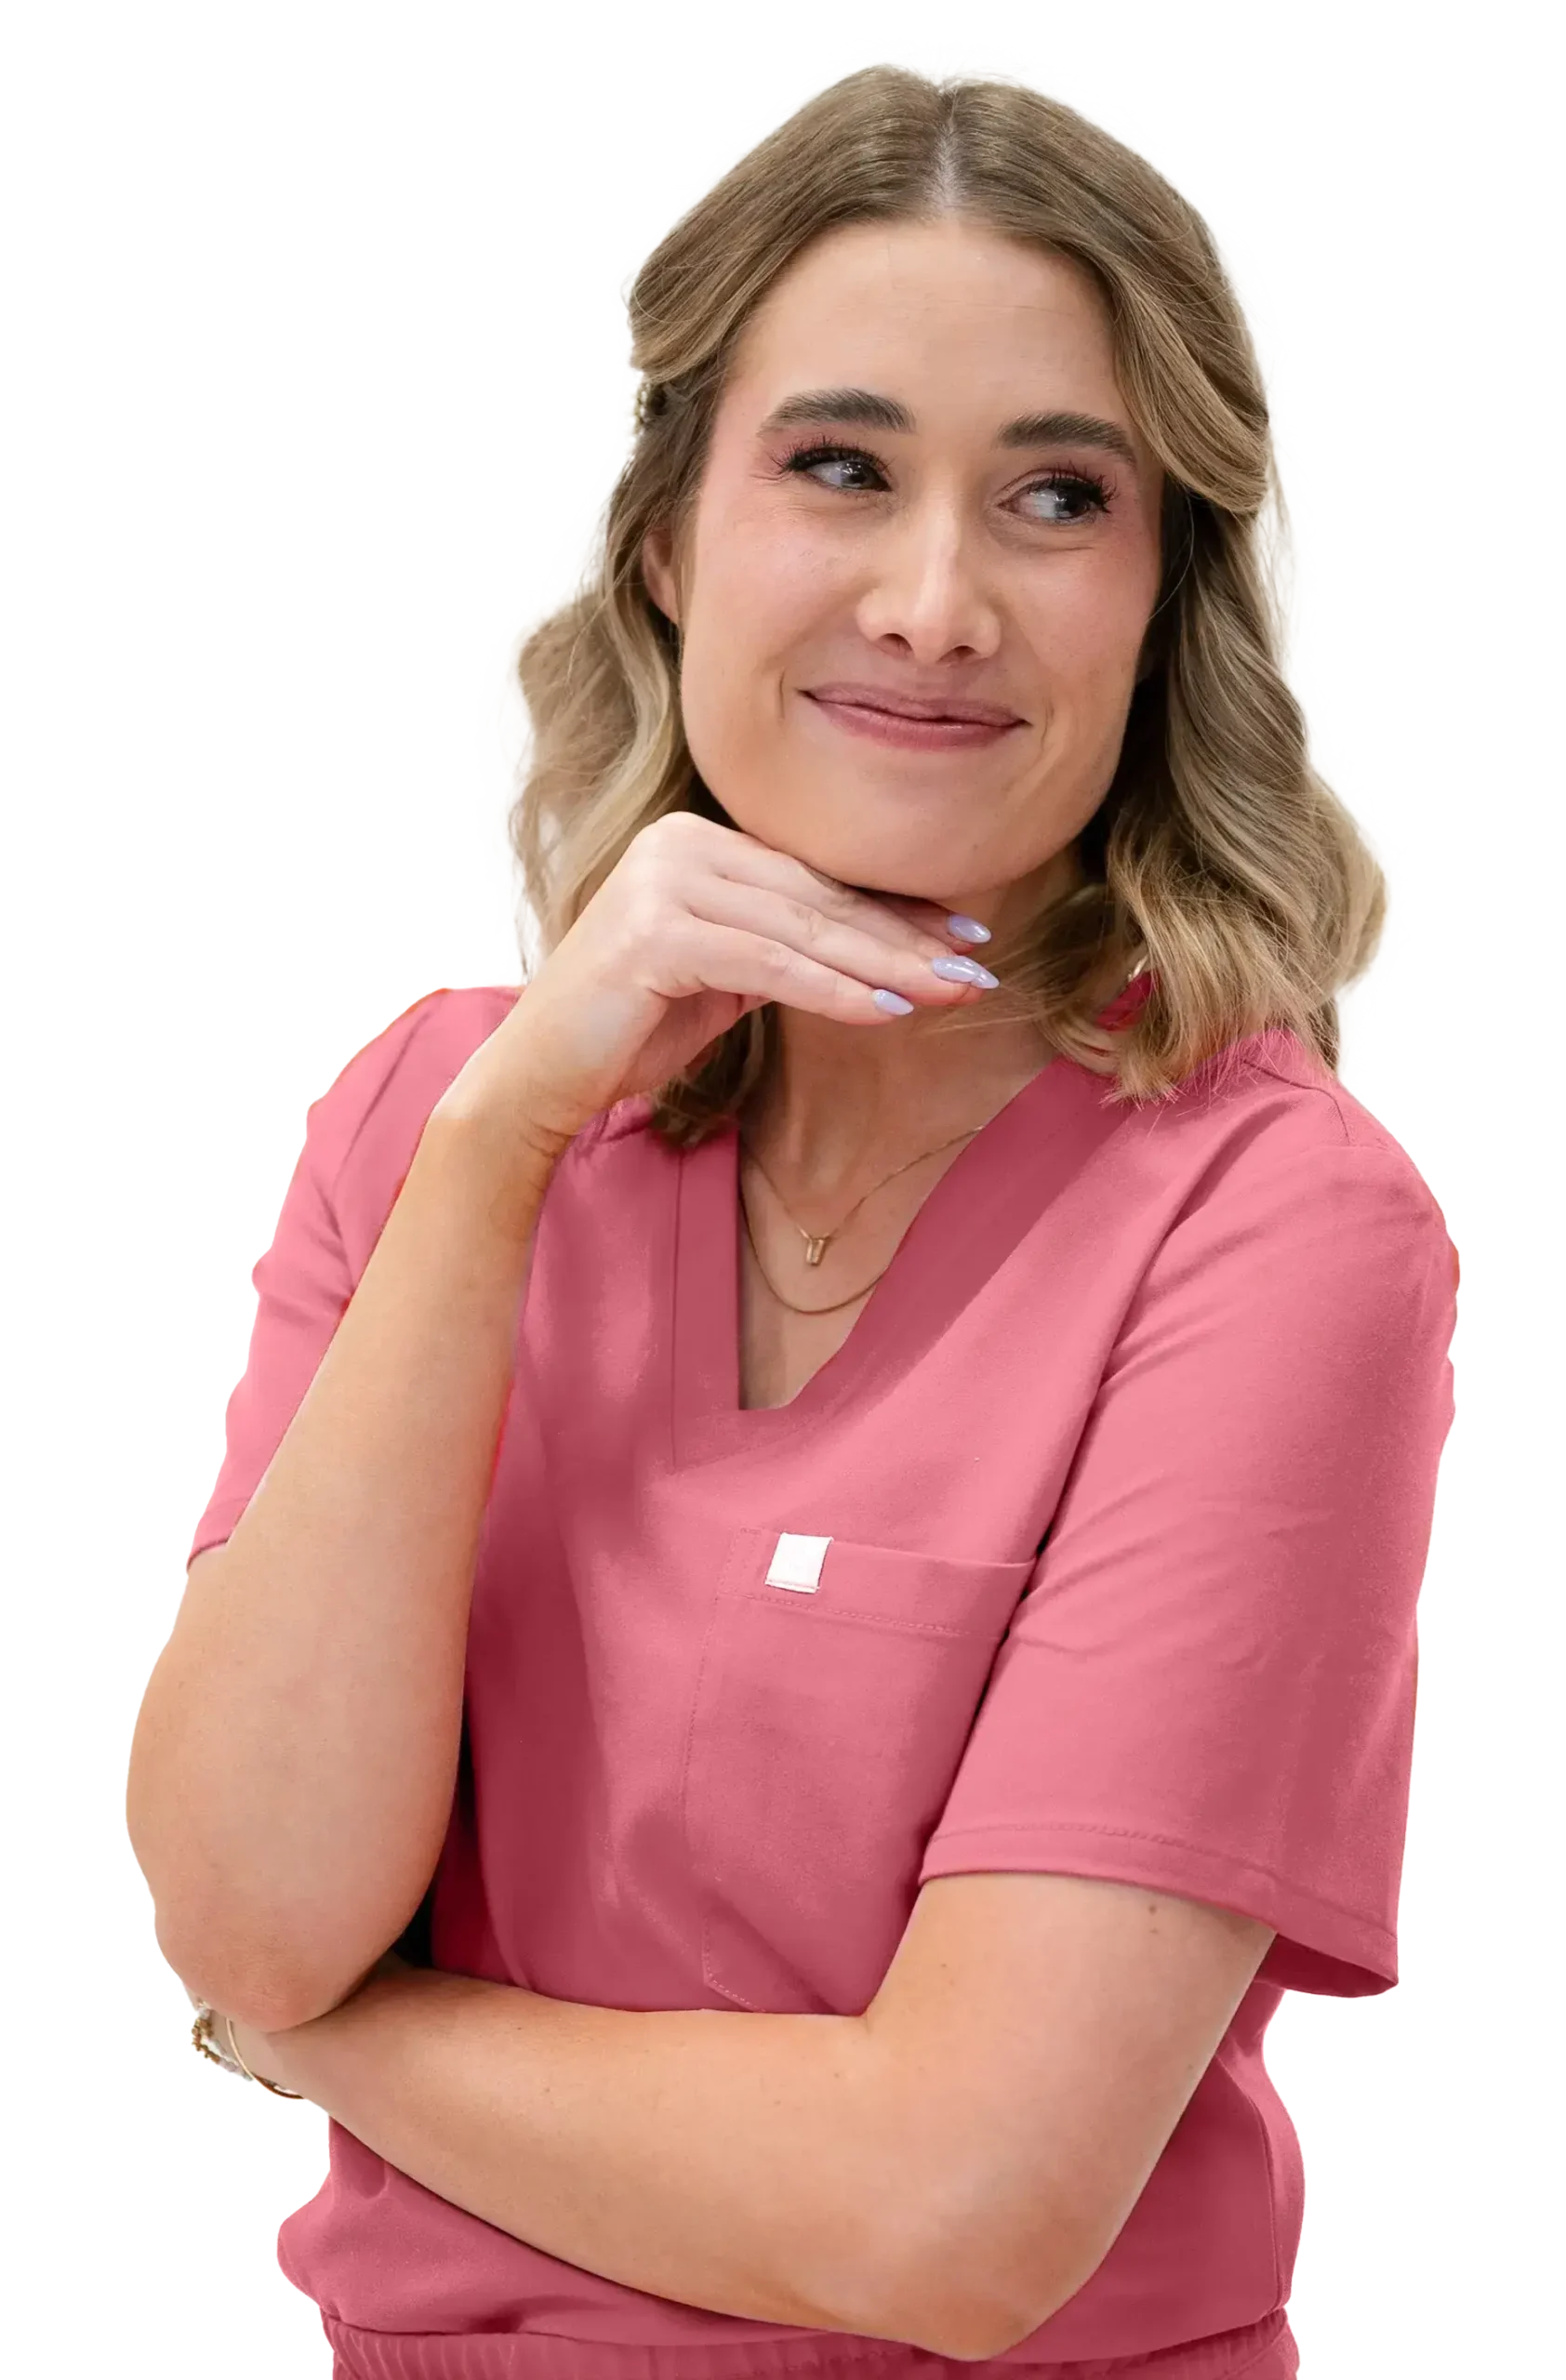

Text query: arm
(127, 1101), (563, 2032)
(220, 1963), (940, 2353)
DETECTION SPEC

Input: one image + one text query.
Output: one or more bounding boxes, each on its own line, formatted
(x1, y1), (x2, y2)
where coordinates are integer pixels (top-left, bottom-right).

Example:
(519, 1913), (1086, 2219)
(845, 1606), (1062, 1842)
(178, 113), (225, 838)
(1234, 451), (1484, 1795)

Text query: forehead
(726, 217), (1124, 416)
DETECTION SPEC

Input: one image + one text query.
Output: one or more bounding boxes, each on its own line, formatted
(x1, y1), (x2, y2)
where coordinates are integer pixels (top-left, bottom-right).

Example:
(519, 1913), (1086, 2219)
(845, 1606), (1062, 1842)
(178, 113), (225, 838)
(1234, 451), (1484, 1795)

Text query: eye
(778, 440), (886, 492)
(1017, 469), (1114, 525)
(766, 444), (1108, 528)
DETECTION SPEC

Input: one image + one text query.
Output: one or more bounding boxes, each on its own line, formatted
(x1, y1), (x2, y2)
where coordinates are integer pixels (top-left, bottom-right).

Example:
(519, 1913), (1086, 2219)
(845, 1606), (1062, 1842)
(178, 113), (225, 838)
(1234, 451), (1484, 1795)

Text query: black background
(103, 42), (1551, 2380)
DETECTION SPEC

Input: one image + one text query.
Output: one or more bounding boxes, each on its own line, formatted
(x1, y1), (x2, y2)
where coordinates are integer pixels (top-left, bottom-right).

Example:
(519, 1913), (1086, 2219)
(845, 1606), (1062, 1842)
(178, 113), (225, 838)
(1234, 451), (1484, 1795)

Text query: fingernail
(946, 914), (990, 943)
(872, 987), (915, 1014)
(930, 954), (1000, 989)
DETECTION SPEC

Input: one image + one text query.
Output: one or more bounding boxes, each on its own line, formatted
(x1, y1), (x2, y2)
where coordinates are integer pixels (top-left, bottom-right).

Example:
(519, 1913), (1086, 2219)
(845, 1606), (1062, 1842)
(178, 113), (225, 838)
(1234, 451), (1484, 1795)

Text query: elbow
(157, 1939), (301, 2037)
(867, 2196), (1087, 2363)
(926, 2229), (1104, 2361)
(869, 2268), (1036, 2365)
(789, 2155), (1080, 2357)
(153, 1907), (350, 2036)
(938, 2254), (1104, 2361)
(906, 2290), (1049, 2366)
(138, 1823), (417, 2030)
(885, 2267), (1072, 2365)
(166, 1950), (361, 2037)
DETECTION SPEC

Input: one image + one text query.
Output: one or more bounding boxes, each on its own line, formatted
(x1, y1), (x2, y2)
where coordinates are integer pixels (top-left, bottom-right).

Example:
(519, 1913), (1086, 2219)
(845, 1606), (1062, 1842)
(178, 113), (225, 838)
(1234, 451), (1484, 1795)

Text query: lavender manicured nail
(930, 954), (1000, 989)
(946, 914), (991, 942)
(872, 987), (915, 1014)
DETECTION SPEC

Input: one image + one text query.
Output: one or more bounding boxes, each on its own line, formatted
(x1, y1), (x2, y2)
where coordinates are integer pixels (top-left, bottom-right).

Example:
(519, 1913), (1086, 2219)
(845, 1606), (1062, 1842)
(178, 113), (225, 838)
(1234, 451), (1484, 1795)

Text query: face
(641, 215), (1167, 934)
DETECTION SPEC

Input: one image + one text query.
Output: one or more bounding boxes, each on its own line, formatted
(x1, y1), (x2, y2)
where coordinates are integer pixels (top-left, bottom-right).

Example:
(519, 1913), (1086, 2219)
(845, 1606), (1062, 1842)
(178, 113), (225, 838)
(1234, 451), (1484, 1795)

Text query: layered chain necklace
(737, 957), (1142, 1323)
(737, 1120), (989, 1316)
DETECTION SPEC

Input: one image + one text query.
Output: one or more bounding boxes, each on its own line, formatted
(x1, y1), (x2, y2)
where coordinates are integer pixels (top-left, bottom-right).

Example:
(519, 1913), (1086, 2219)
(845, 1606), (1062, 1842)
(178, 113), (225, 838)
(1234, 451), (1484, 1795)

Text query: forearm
(239, 1966), (923, 2347)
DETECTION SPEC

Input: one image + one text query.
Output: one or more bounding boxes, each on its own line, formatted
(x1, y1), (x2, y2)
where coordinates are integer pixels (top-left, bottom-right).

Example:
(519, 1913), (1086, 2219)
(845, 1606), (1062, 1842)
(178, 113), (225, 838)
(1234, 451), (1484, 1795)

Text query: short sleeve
(184, 989), (458, 1567)
(917, 1127), (1459, 1998)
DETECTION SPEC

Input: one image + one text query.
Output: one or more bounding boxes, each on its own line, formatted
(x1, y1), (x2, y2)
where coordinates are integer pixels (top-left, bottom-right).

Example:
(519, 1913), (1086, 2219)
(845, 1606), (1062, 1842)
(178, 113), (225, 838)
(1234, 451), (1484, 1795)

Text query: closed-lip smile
(805, 681), (1023, 727)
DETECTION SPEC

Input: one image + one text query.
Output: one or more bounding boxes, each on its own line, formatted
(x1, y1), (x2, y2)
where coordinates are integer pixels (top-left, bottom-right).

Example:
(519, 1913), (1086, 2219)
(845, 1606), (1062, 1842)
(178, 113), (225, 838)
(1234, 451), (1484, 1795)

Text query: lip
(806, 681), (1023, 726)
(803, 690), (1021, 754)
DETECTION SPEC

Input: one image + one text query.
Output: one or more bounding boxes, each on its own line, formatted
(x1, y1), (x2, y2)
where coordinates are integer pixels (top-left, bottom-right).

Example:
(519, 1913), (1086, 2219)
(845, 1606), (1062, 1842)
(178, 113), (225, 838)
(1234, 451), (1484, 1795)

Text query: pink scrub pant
(328, 2302), (1298, 2380)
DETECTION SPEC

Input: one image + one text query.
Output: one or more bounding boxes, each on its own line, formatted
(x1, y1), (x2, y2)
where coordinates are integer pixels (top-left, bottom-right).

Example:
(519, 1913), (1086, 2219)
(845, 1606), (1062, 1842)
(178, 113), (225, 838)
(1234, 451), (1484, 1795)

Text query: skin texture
(642, 211), (1166, 1191)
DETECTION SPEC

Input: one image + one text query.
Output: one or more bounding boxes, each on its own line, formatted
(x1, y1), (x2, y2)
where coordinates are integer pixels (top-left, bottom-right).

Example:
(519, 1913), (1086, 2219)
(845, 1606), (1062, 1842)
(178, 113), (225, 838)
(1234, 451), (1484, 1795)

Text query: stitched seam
(924, 1818), (1396, 1946)
(1227, 2311), (1294, 2378)
(321, 989), (456, 1218)
(737, 1598), (1009, 1642)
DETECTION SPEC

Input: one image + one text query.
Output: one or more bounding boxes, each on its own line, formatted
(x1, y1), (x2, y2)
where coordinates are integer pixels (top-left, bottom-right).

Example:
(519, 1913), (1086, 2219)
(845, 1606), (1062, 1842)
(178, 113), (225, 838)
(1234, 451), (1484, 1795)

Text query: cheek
(681, 509), (841, 768)
(1020, 553), (1155, 694)
(697, 505), (838, 652)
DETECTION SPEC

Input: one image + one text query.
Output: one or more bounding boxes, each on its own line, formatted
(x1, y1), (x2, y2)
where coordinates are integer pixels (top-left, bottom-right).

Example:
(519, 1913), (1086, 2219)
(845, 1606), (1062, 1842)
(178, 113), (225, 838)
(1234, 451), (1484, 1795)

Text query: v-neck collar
(668, 1039), (1132, 1470)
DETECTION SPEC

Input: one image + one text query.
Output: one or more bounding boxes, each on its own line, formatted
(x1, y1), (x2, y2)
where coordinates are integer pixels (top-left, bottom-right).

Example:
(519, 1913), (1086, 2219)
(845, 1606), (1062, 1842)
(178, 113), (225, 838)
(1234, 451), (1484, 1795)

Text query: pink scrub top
(187, 978), (1458, 2380)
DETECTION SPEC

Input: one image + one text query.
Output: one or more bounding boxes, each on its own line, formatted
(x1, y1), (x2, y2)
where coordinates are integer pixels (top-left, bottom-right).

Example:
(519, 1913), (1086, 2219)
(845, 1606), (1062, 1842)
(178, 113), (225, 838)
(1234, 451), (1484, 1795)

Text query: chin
(695, 752), (962, 897)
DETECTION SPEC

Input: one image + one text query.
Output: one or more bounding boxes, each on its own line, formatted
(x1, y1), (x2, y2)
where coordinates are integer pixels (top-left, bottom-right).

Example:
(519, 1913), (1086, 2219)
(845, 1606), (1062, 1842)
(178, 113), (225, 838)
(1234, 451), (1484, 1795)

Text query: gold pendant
(803, 1234), (830, 1267)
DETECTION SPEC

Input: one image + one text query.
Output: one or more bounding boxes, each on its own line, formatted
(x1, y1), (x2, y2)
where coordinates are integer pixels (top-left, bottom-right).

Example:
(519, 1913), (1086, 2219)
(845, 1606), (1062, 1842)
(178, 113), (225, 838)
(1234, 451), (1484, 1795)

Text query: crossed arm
(222, 1952), (944, 2348)
(207, 1870), (1276, 2364)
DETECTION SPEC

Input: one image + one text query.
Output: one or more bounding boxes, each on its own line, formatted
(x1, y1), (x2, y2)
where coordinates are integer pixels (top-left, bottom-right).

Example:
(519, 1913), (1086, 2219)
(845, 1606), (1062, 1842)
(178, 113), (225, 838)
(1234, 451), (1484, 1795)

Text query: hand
(429, 810), (999, 1159)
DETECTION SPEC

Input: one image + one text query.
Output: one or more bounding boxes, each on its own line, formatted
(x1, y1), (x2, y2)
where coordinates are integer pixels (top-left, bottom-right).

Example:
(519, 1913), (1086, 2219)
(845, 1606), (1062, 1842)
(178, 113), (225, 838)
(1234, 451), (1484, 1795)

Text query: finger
(698, 838), (968, 967)
(803, 875), (970, 960)
(681, 876), (997, 1012)
(872, 890), (993, 946)
(672, 914), (989, 1026)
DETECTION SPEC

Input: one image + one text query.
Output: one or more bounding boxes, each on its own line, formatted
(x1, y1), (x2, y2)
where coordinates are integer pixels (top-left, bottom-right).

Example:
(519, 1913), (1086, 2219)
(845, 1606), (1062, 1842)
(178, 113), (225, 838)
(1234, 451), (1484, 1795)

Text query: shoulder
(1092, 970), (1421, 1170)
(313, 987), (680, 1250)
(1213, 1025), (1424, 1161)
(307, 982), (522, 1250)
(1119, 1025), (1457, 1313)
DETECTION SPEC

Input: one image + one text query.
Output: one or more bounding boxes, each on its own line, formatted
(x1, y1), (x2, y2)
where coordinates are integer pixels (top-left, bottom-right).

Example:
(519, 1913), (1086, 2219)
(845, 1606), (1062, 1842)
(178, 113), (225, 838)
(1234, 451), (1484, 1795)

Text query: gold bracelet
(188, 1995), (305, 2097)
(191, 2001), (244, 2074)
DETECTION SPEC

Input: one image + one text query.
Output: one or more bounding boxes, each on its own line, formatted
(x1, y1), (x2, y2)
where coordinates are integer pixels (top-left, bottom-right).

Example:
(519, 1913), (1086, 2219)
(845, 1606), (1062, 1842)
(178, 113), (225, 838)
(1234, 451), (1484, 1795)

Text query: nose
(854, 500), (1003, 665)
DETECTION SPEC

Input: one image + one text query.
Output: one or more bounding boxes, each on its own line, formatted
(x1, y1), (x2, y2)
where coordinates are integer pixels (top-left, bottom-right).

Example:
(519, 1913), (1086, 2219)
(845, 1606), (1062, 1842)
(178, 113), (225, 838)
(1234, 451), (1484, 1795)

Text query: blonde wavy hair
(508, 65), (1385, 1147)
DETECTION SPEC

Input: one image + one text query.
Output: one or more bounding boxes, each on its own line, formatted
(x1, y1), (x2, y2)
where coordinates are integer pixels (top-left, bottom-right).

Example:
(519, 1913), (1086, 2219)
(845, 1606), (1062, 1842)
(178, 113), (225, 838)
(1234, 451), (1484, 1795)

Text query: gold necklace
(737, 1121), (987, 1316)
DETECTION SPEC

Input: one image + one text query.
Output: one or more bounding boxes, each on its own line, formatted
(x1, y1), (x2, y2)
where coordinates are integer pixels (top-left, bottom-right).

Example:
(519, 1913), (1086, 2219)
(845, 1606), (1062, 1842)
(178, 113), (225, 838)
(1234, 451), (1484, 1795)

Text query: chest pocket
(679, 1524), (1035, 2015)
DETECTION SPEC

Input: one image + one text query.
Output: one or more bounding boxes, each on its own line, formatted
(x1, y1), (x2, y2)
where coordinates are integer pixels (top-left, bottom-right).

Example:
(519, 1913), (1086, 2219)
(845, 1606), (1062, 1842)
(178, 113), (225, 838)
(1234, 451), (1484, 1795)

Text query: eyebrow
(757, 387), (1141, 471)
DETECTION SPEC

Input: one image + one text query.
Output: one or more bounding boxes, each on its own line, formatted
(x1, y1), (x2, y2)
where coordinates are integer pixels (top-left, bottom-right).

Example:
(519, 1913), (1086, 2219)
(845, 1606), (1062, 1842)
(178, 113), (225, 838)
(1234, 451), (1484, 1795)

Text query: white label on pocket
(764, 1532), (832, 1592)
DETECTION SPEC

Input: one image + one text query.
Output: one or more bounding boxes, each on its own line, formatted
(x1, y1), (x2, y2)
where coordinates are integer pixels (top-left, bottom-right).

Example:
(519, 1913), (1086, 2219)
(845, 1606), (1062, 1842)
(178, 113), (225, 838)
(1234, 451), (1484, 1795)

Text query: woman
(128, 65), (1457, 2380)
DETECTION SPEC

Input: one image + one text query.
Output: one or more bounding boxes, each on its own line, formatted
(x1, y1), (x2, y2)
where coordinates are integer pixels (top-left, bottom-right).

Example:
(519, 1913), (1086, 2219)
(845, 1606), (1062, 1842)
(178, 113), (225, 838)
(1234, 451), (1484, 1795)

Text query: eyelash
(776, 438), (1115, 523)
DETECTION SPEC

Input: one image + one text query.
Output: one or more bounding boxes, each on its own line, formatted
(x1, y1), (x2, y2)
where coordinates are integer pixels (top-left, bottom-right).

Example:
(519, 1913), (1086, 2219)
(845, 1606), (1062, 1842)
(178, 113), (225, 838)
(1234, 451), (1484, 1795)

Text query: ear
(641, 522), (680, 628)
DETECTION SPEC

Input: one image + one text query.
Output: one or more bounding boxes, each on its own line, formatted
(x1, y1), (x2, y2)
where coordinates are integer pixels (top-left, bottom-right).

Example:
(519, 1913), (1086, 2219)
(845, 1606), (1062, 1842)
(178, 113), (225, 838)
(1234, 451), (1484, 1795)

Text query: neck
(737, 937), (1142, 1209)
(735, 847), (1121, 1201)
(740, 1004), (1055, 1203)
